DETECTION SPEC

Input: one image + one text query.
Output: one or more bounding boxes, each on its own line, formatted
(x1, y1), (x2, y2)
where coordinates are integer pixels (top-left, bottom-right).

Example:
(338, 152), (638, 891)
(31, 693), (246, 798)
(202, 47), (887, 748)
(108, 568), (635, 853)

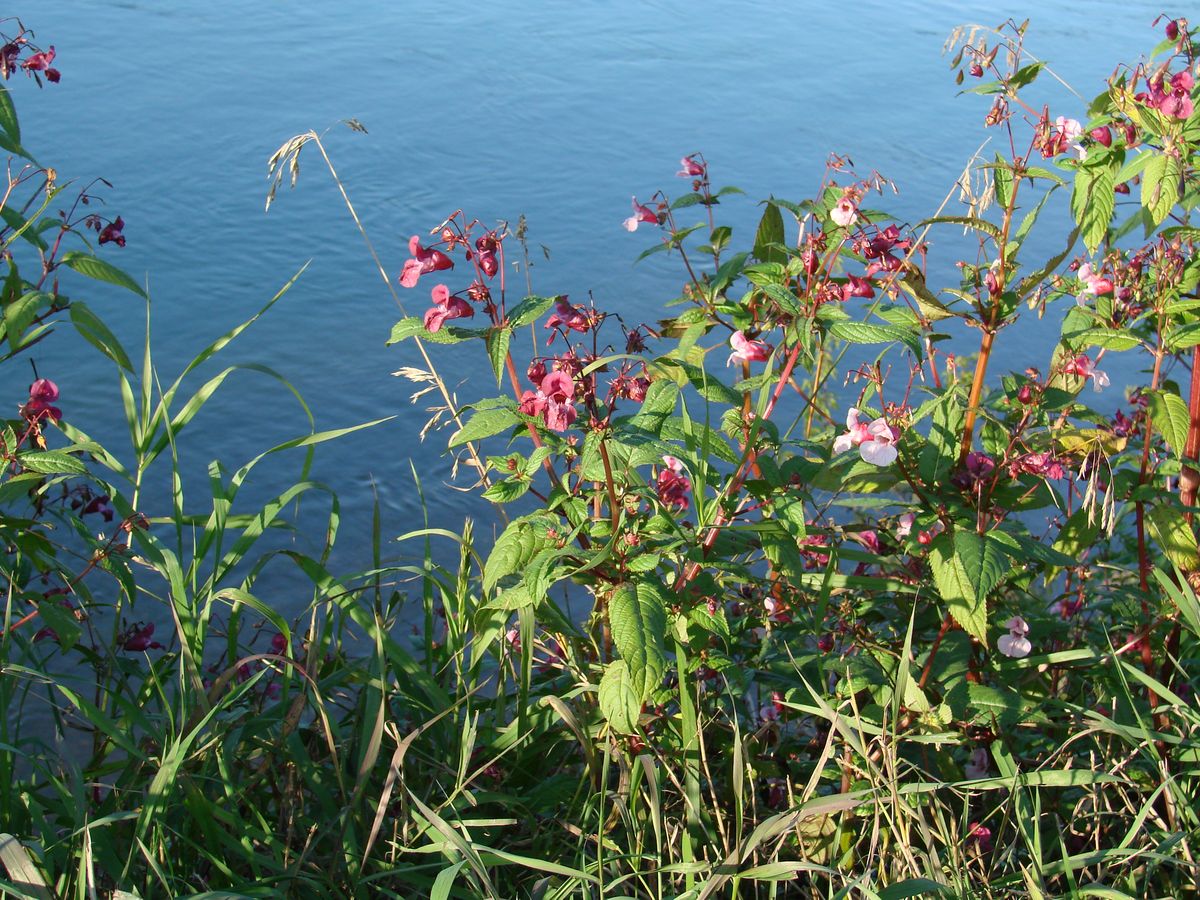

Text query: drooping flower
(997, 615), (1031, 658)
(726, 330), (772, 366)
(623, 196), (658, 232)
(399, 235), (453, 288)
(120, 621), (164, 652)
(1076, 263), (1113, 298)
(422, 283), (473, 333)
(474, 235), (499, 277)
(895, 511), (916, 538)
(23, 378), (61, 422)
(1063, 354), (1109, 392)
(98, 216), (125, 247)
(1041, 115), (1083, 157)
(21, 45), (59, 83)
(676, 154), (706, 179)
(544, 297), (592, 335)
(841, 273), (875, 301)
(832, 408), (899, 466)
(656, 454), (692, 510)
(830, 197), (858, 228)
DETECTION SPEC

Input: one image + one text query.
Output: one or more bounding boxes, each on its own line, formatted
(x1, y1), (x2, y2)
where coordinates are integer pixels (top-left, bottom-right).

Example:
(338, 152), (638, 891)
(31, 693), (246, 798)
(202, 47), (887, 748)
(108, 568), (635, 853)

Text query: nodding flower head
(656, 454), (692, 510)
(545, 297), (592, 336)
(422, 284), (474, 333)
(98, 216), (126, 247)
(399, 235), (453, 288)
(23, 378), (61, 422)
(21, 45), (59, 83)
(1063, 354), (1110, 392)
(676, 154), (706, 179)
(997, 615), (1031, 658)
(623, 197), (658, 232)
(726, 330), (772, 366)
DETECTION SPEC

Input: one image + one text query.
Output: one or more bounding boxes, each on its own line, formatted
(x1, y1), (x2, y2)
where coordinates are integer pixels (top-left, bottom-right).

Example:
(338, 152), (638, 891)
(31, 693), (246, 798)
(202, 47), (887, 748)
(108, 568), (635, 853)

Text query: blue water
(3, 1), (1167, 609)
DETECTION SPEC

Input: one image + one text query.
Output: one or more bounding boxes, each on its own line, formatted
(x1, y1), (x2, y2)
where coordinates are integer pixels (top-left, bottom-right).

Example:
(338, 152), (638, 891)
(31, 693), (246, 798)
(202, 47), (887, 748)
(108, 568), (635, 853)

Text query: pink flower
(676, 154), (706, 179)
(656, 454), (692, 510)
(545, 297), (592, 335)
(23, 378), (61, 422)
(1063, 354), (1109, 392)
(423, 284), (473, 333)
(840, 273), (875, 301)
(997, 615), (1031, 658)
(964, 747), (990, 780)
(399, 235), (453, 288)
(1076, 263), (1113, 299)
(98, 216), (125, 247)
(474, 235), (499, 278)
(830, 197), (858, 228)
(967, 822), (993, 852)
(520, 370), (577, 432)
(895, 512), (916, 538)
(120, 621), (164, 652)
(726, 330), (772, 366)
(1146, 70), (1195, 120)
(623, 197), (658, 232)
(832, 408), (899, 466)
(21, 45), (59, 83)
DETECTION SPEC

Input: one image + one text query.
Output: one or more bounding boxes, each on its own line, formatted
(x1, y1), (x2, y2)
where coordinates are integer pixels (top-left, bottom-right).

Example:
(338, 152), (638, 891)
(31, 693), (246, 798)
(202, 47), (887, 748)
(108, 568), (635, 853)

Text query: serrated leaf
(59, 251), (146, 298)
(485, 325), (511, 385)
(1141, 153), (1181, 227)
(483, 513), (561, 592)
(915, 215), (1001, 241)
(753, 202), (786, 265)
(598, 660), (641, 733)
(1072, 161), (1116, 254)
(18, 450), (87, 476)
(757, 282), (804, 316)
(929, 533), (999, 644)
(386, 316), (481, 345)
(507, 294), (557, 328)
(609, 582), (667, 699)
(449, 405), (520, 448)
(1146, 504), (1199, 571)
(1146, 389), (1189, 458)
(481, 478), (530, 503)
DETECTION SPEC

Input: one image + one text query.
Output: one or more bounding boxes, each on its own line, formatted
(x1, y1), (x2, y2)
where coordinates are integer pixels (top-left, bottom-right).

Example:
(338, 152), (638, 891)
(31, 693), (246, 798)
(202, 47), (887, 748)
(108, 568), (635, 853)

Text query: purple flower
(997, 616), (1031, 658)
(23, 378), (61, 422)
(98, 216), (126, 247)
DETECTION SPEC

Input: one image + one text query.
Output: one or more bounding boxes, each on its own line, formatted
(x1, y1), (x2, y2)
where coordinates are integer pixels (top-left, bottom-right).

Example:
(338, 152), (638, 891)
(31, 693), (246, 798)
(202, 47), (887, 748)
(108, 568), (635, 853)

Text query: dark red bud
(1166, 19), (1180, 40)
(1090, 126), (1112, 147)
(1017, 384), (1034, 405)
(969, 63), (983, 78)
(1114, 182), (1130, 195)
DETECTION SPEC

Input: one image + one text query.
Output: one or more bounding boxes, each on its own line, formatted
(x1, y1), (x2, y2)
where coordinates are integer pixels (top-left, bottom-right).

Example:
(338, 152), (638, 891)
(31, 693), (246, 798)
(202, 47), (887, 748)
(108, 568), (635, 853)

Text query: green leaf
(59, 251), (146, 299)
(1071, 161), (1116, 254)
(448, 404), (520, 448)
(37, 598), (81, 651)
(992, 154), (1013, 209)
(507, 294), (557, 328)
(758, 282), (804, 316)
(1141, 153), (1181, 227)
(1146, 389), (1189, 458)
(608, 582), (667, 700)
(915, 215), (1001, 242)
(480, 478), (530, 504)
(18, 450), (87, 476)
(71, 302), (133, 371)
(386, 316), (481, 345)
(485, 325), (512, 385)
(598, 660), (641, 733)
(1146, 504), (1199, 571)
(0, 84), (19, 144)
(753, 202), (786, 265)
(828, 321), (920, 357)
(1073, 327), (1140, 351)
(929, 531), (1008, 644)
(483, 513), (561, 593)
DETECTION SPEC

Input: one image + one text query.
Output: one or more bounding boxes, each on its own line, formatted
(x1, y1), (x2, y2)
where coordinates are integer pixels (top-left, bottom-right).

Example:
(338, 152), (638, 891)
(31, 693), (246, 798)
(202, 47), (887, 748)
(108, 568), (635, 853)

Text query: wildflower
(120, 621), (164, 652)
(656, 455), (692, 510)
(520, 370), (577, 432)
(895, 512), (916, 538)
(1041, 116), (1083, 157)
(1166, 19), (1180, 41)
(916, 520), (945, 545)
(21, 45), (59, 83)
(853, 529), (880, 554)
(967, 822), (993, 853)
(544, 297), (591, 335)
(840, 273), (875, 302)
(830, 196), (858, 228)
(832, 408), (899, 466)
(623, 197), (658, 232)
(1090, 125), (1112, 148)
(505, 626), (521, 652)
(676, 154), (705, 178)
(726, 330), (772, 366)
(964, 747), (990, 780)
(474, 235), (498, 277)
(422, 284), (473, 333)
(270, 632), (289, 655)
(1144, 70), (1195, 120)
(23, 378), (61, 422)
(997, 615), (1031, 658)
(969, 62), (984, 78)
(955, 451), (995, 489)
(1063, 354), (1109, 392)
(98, 216), (126, 247)
(399, 235), (453, 288)
(1076, 263), (1113, 298)
(817, 633), (835, 653)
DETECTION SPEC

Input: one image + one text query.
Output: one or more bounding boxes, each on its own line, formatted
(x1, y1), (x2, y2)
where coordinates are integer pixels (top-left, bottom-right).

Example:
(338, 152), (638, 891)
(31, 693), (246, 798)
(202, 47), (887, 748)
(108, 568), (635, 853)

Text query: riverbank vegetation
(1, 16), (1199, 899)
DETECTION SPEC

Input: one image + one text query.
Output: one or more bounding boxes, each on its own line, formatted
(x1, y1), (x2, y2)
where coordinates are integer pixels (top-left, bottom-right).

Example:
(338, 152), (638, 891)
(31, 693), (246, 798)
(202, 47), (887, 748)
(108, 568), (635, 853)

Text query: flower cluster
(656, 455), (691, 510)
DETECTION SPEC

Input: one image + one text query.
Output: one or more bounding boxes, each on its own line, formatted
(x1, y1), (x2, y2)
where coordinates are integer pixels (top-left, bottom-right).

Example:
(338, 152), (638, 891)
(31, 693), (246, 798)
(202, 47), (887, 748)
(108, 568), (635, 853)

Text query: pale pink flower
(726, 330), (772, 366)
(964, 747), (990, 780)
(1063, 354), (1109, 392)
(832, 408), (899, 466)
(997, 615), (1032, 658)
(623, 196), (658, 232)
(896, 512), (916, 538)
(831, 197), (858, 228)
(677, 154), (706, 178)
